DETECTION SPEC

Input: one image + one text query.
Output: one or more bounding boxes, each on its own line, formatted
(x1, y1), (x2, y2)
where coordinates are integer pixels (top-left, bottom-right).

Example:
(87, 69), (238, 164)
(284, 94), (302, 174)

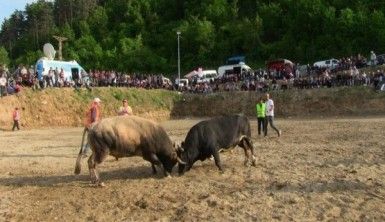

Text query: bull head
(173, 141), (184, 153)
(172, 141), (186, 165)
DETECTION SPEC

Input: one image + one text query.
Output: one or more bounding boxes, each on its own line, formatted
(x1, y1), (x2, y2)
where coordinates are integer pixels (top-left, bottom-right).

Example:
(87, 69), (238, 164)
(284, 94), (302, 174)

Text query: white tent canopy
(184, 68), (203, 78)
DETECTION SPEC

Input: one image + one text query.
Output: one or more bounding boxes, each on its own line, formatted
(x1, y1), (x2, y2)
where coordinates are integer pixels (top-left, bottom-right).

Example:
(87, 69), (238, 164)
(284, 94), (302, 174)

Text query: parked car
(313, 59), (339, 69)
(218, 62), (252, 78)
(195, 70), (218, 83)
(175, 78), (189, 88)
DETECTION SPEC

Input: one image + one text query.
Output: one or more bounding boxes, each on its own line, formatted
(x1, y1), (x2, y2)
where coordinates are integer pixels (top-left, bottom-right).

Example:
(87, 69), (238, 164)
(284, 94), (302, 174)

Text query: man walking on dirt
(264, 93), (281, 137)
(255, 97), (266, 136)
(12, 107), (20, 131)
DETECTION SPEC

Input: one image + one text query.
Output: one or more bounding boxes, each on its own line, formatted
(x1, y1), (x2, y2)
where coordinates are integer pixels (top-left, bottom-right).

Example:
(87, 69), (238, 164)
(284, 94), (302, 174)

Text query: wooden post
(53, 35), (68, 61)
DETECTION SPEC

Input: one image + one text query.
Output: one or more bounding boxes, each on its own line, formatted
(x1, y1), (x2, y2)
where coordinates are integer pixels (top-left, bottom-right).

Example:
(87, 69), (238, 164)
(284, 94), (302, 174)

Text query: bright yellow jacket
(256, 102), (266, 118)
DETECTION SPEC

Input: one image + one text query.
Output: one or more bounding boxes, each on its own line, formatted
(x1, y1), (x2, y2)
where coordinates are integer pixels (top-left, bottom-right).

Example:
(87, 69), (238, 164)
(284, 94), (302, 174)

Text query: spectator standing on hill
(14, 82), (21, 94)
(54, 67), (59, 87)
(48, 67), (54, 87)
(118, 99), (133, 116)
(12, 107), (20, 131)
(256, 97), (266, 136)
(264, 93), (281, 137)
(0, 74), (6, 97)
(59, 68), (65, 87)
(370, 51), (377, 66)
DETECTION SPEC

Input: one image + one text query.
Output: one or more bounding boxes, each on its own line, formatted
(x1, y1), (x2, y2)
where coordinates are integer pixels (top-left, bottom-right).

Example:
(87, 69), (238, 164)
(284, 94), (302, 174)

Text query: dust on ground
(0, 118), (384, 221)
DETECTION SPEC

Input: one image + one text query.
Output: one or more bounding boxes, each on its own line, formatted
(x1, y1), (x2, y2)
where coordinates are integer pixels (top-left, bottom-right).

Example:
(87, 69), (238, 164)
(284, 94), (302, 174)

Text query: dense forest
(1, 0), (385, 76)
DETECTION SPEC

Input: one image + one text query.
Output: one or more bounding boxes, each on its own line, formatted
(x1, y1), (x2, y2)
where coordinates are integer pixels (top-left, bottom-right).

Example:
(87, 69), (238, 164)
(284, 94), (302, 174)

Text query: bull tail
(74, 127), (88, 175)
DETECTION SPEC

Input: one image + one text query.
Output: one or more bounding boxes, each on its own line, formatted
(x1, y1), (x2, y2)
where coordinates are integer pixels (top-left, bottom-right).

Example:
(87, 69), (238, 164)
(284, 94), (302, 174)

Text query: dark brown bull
(178, 114), (256, 175)
(74, 116), (184, 186)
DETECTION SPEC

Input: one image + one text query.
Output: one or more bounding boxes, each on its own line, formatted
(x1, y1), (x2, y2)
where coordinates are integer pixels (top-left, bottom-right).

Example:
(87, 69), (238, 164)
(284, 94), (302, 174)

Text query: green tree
(73, 35), (103, 69)
(0, 47), (10, 66)
(25, 0), (55, 49)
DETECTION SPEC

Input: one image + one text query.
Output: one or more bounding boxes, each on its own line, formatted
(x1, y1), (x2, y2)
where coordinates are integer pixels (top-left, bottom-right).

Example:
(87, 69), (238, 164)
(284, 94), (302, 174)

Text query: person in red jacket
(80, 98), (102, 157)
(85, 97), (102, 128)
(12, 107), (20, 131)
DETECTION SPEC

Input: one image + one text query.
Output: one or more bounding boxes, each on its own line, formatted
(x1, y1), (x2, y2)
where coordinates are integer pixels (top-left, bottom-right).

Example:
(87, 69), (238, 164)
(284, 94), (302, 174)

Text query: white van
(313, 59), (339, 69)
(195, 70), (218, 83)
(35, 58), (86, 81)
(175, 78), (189, 87)
(217, 62), (252, 78)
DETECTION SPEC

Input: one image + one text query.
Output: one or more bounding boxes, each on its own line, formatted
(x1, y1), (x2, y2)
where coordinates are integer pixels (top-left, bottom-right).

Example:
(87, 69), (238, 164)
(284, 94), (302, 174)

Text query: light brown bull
(74, 116), (184, 186)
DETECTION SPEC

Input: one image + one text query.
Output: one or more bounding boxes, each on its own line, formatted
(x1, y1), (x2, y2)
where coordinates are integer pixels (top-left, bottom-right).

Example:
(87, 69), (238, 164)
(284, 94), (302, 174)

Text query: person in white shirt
(0, 74), (7, 97)
(370, 51), (377, 66)
(264, 93), (281, 137)
(48, 67), (54, 87)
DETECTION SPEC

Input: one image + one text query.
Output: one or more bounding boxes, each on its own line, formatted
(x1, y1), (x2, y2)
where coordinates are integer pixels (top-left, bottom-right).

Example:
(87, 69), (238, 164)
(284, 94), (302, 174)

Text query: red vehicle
(266, 59), (294, 79)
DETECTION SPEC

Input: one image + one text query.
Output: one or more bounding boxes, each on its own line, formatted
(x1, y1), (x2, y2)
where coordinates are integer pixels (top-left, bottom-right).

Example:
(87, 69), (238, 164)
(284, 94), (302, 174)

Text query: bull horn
(177, 157), (186, 165)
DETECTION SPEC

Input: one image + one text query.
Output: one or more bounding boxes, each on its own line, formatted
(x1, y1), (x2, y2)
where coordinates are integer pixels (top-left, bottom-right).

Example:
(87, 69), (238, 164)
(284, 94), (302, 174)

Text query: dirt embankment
(172, 87), (385, 118)
(0, 87), (180, 129)
(0, 86), (384, 129)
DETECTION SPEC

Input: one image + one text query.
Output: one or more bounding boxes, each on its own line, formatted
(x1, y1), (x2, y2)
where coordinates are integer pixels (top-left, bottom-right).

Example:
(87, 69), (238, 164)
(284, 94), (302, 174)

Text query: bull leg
(151, 163), (157, 174)
(87, 154), (98, 184)
(242, 147), (251, 166)
(239, 137), (256, 167)
(212, 151), (224, 173)
(87, 154), (105, 187)
(145, 153), (162, 175)
(244, 137), (257, 167)
(239, 138), (251, 166)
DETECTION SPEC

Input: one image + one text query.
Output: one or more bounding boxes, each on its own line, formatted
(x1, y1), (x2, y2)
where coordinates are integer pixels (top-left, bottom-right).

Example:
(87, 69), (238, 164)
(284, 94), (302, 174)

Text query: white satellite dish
(43, 43), (56, 60)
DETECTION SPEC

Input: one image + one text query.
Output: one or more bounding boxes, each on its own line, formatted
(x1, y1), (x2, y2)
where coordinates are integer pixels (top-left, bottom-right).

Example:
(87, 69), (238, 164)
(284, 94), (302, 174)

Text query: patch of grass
(111, 90), (125, 101)
(74, 89), (94, 103)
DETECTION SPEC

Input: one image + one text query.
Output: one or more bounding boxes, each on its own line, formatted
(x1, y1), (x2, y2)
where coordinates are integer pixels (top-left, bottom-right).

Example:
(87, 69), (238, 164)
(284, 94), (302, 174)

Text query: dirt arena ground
(0, 117), (384, 221)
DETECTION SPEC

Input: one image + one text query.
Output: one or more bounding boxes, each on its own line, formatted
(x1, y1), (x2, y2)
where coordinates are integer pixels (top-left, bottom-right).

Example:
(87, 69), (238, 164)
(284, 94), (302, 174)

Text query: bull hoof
(98, 182), (106, 187)
(251, 156), (257, 167)
(90, 180), (106, 187)
(244, 160), (251, 167)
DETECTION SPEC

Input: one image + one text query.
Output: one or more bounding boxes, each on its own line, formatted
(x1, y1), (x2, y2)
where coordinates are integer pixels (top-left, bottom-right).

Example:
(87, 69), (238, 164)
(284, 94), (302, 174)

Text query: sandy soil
(0, 117), (385, 221)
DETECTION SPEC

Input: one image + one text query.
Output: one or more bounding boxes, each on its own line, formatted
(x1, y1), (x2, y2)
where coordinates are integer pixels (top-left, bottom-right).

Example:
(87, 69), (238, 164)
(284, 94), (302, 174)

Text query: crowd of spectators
(0, 66), (174, 97)
(1, 51), (385, 97)
(87, 70), (173, 90)
(177, 67), (384, 94)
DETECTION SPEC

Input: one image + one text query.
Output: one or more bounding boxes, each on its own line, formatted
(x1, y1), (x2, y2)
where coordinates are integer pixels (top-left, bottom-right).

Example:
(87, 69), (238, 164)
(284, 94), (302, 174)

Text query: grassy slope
(0, 86), (384, 129)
